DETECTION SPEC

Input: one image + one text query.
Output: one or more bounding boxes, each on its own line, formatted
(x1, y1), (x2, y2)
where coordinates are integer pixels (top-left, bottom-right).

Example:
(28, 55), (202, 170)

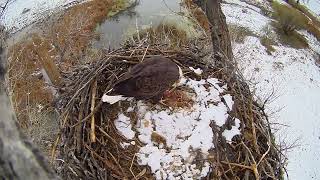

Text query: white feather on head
(178, 65), (183, 79)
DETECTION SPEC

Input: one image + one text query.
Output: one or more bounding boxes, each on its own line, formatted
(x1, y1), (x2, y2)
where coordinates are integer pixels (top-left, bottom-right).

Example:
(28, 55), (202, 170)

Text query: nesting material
(56, 41), (284, 180)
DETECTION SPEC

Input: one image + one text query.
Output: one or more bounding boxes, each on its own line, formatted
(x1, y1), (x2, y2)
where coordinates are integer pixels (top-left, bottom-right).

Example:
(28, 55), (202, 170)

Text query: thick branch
(194, 0), (233, 63)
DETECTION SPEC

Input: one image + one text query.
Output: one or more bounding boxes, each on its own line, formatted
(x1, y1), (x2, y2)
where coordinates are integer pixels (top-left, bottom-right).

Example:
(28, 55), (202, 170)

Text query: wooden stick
(90, 80), (98, 143)
(76, 94), (85, 153)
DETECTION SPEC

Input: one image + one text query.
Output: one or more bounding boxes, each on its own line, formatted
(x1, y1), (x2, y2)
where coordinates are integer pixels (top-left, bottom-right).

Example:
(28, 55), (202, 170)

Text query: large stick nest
(55, 39), (285, 179)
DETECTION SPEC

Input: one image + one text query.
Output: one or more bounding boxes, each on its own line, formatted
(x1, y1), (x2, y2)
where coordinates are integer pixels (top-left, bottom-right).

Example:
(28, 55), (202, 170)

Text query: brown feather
(113, 56), (180, 101)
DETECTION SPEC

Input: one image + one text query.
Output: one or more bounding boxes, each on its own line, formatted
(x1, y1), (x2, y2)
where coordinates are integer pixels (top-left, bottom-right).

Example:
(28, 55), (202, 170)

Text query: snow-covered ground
(223, 0), (320, 179)
(113, 77), (241, 179)
(0, 0), (83, 32)
(222, 1), (270, 35)
(301, 0), (320, 16)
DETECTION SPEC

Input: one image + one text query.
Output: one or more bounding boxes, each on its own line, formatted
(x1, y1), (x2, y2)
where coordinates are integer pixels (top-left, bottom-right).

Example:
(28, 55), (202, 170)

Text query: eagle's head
(173, 65), (184, 88)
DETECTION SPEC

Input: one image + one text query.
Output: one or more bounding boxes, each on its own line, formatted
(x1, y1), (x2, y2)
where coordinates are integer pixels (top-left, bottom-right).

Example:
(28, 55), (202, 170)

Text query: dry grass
(47, 0), (114, 69)
(22, 107), (59, 156)
(7, 0), (115, 127)
(270, 3), (309, 50)
(228, 24), (257, 43)
(287, 0), (320, 27)
(305, 21), (320, 41)
(260, 36), (276, 54)
(260, 25), (277, 54)
(272, 0), (320, 41)
(275, 25), (309, 49)
(130, 22), (189, 47)
(272, 1), (307, 35)
(7, 38), (55, 127)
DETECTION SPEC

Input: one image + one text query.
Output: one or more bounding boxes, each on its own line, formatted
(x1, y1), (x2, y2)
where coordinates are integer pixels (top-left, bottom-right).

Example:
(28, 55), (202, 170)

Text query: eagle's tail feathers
(102, 94), (127, 104)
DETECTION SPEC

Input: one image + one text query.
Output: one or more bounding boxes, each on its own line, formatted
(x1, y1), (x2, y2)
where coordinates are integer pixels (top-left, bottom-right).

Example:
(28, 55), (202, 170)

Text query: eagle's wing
(114, 58), (155, 85)
(132, 59), (179, 99)
(113, 57), (179, 100)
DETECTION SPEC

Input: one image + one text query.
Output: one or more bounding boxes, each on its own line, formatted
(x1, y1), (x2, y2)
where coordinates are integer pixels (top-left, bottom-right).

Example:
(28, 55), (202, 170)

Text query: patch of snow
(225, 0), (262, 12)
(223, 94), (234, 109)
(299, 30), (320, 54)
(223, 118), (241, 142)
(114, 113), (135, 140)
(113, 77), (239, 179)
(126, 106), (134, 112)
(223, 1), (320, 178)
(189, 66), (203, 75)
(298, 0), (320, 16)
(222, 0), (270, 35)
(0, 0), (83, 32)
(135, 77), (235, 179)
(234, 36), (320, 180)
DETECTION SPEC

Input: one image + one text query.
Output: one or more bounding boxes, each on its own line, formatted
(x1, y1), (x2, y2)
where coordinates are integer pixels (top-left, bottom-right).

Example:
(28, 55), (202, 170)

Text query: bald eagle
(102, 56), (183, 104)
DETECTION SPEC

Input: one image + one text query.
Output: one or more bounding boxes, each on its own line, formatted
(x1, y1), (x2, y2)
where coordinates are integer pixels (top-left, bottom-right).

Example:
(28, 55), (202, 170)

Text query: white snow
(234, 36), (320, 179)
(222, 0), (320, 179)
(126, 106), (134, 112)
(0, 0), (83, 32)
(223, 118), (241, 142)
(296, 0), (320, 16)
(113, 77), (239, 179)
(114, 113), (135, 140)
(136, 77), (232, 179)
(223, 94), (234, 109)
(223, 0), (270, 35)
(189, 66), (203, 75)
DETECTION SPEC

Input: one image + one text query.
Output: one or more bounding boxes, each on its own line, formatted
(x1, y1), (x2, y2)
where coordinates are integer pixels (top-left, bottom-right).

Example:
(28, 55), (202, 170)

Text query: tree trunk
(194, 0), (233, 65)
(0, 49), (58, 180)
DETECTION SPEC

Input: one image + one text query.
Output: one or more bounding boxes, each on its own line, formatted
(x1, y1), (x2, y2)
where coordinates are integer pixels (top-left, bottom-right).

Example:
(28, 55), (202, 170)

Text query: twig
(90, 79), (97, 143)
(71, 101), (103, 127)
(221, 161), (251, 170)
(257, 142), (270, 166)
(140, 45), (149, 62)
(130, 154), (137, 180)
(76, 92), (86, 152)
